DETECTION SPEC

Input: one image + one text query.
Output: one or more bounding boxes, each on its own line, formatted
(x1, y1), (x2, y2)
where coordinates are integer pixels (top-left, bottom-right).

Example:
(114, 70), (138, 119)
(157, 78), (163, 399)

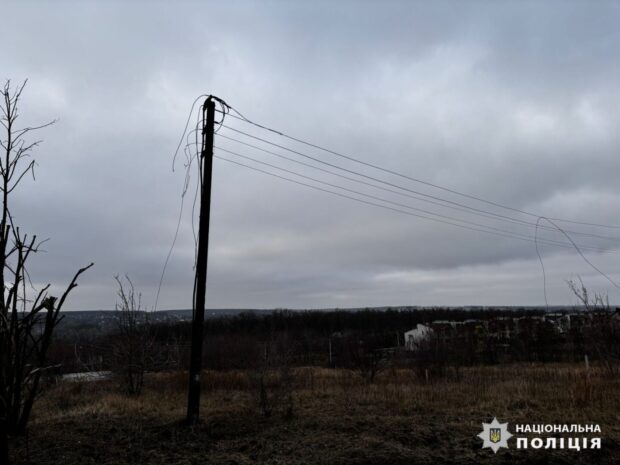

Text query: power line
(218, 109), (620, 230)
(213, 152), (620, 255)
(216, 145), (620, 253)
(216, 130), (620, 243)
(216, 146), (533, 237)
(220, 125), (553, 225)
(215, 133), (541, 228)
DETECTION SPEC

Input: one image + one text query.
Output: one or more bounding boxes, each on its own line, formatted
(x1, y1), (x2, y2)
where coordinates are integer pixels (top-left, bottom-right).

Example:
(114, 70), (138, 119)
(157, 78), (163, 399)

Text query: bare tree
(111, 275), (152, 395)
(0, 80), (93, 464)
(567, 277), (610, 312)
(567, 277), (620, 377)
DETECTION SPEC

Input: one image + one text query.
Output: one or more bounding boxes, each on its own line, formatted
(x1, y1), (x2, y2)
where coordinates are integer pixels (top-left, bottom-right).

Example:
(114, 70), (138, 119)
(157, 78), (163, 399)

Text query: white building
(404, 324), (432, 351)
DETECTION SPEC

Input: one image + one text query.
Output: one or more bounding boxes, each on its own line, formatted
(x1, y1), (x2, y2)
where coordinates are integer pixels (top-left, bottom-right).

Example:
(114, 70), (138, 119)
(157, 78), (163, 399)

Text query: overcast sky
(2, 1), (620, 310)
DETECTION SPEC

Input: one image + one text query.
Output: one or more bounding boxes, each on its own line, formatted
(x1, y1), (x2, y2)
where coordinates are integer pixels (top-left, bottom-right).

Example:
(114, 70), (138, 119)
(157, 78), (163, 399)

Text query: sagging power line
(212, 152), (620, 256)
(217, 108), (620, 230)
(215, 133), (620, 244)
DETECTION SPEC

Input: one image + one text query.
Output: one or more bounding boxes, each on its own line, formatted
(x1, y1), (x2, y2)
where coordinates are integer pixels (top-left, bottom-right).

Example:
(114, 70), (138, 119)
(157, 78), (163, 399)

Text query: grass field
(9, 364), (620, 464)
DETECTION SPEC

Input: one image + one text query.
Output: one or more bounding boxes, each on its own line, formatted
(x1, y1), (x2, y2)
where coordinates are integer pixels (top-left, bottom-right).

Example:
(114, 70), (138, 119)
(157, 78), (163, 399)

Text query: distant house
(544, 313), (571, 334)
(404, 324), (432, 351)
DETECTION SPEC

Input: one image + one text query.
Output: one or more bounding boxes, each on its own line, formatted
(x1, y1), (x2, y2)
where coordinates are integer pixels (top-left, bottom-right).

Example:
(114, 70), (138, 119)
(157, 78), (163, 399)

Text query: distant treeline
(49, 308), (559, 374)
(156, 307), (548, 337)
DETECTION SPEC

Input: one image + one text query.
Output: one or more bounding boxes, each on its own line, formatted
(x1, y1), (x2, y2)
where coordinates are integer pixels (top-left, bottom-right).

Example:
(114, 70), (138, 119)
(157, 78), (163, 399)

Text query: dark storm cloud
(2, 0), (620, 309)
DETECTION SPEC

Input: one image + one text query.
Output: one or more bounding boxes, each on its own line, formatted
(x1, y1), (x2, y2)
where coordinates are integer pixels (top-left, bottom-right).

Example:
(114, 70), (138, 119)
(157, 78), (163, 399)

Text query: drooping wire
(190, 111), (203, 259)
(154, 95), (208, 311)
(172, 94), (208, 172)
(535, 215), (620, 310)
(218, 108), (620, 230)
(535, 218), (549, 310)
(535, 216), (620, 299)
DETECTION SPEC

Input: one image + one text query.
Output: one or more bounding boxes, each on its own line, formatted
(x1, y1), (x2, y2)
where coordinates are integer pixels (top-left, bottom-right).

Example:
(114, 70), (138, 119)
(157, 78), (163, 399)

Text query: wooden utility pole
(186, 96), (216, 425)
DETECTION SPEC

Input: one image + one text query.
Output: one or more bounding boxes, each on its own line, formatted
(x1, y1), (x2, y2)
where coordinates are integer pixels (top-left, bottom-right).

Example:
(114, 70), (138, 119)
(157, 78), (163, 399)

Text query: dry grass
(9, 363), (620, 464)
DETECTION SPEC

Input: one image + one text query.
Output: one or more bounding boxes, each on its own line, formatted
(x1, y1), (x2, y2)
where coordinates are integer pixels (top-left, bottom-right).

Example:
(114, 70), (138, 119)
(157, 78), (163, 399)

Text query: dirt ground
(8, 364), (620, 464)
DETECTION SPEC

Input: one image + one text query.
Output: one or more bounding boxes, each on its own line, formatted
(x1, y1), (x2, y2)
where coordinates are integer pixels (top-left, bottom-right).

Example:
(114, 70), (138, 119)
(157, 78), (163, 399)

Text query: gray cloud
(2, 0), (620, 309)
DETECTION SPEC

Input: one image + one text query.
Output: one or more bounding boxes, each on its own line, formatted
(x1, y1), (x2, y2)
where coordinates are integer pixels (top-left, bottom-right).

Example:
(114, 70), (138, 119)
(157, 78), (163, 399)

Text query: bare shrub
(111, 275), (153, 396)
